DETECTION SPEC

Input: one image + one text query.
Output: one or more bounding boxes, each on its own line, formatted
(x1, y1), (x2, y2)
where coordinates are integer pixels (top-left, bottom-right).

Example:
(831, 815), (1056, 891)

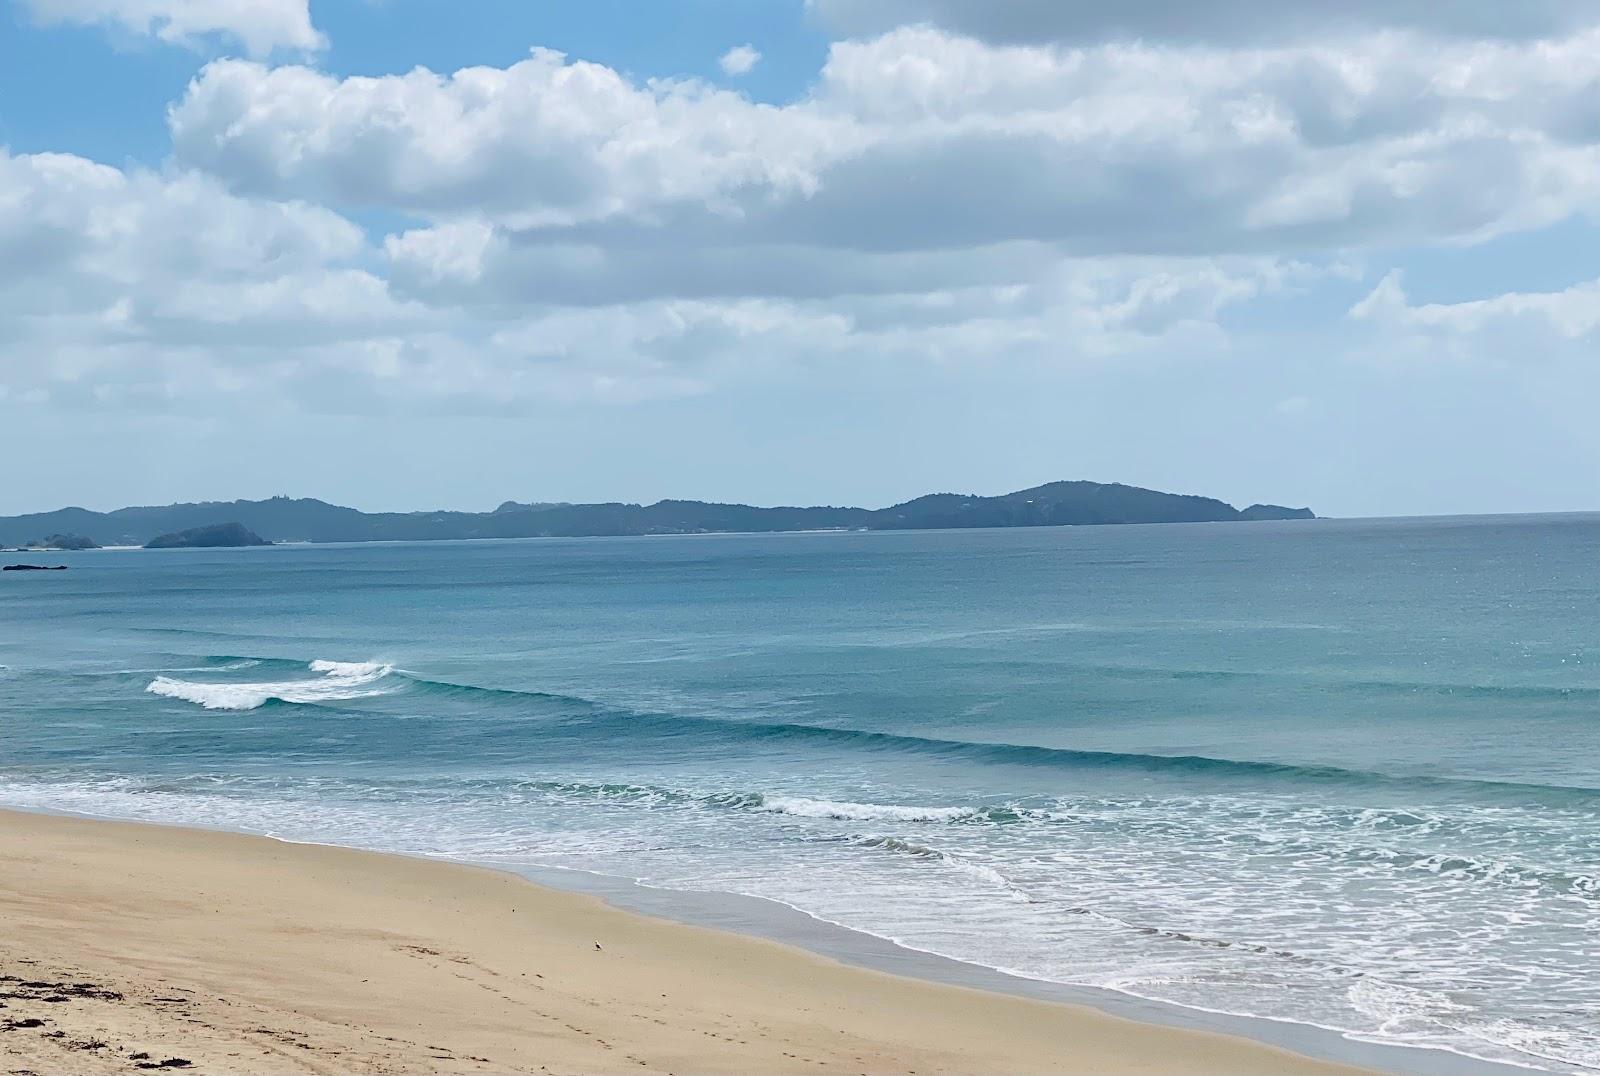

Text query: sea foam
(147, 660), (394, 710)
(756, 795), (977, 823)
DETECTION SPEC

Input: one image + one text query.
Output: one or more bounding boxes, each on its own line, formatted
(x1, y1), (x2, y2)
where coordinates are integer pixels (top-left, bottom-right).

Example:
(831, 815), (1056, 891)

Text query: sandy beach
(0, 808), (1372, 1075)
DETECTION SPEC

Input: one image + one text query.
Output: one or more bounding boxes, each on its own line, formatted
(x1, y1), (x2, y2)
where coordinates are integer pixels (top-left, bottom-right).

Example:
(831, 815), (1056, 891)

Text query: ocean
(2, 516), (1596, 1072)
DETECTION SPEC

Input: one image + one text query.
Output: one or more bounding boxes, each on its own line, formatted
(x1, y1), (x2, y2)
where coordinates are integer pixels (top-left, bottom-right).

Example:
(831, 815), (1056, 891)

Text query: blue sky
(2, 0), (1598, 517)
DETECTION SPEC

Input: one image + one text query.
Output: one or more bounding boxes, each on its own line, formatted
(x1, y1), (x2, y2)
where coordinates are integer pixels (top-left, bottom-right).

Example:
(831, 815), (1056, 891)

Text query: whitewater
(146, 659), (396, 709)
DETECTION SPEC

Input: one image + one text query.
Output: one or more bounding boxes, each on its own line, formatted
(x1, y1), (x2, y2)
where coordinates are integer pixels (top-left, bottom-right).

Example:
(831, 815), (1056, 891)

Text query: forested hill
(0, 482), (1314, 547)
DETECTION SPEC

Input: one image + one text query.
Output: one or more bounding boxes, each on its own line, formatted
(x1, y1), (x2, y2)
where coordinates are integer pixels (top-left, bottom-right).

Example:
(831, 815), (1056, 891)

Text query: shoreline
(0, 806), (1375, 1075)
(504, 862), (1528, 1076)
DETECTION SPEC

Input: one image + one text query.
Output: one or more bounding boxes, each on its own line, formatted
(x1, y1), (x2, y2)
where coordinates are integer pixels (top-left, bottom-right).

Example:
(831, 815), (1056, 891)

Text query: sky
(2, 1), (1599, 518)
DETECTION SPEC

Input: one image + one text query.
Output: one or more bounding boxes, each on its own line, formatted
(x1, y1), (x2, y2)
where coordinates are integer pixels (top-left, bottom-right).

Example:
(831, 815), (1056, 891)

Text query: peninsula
(0, 480), (1314, 548)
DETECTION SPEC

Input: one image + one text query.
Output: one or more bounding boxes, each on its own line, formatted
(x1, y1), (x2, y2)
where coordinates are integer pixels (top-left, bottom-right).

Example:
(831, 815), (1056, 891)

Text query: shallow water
(2, 516), (1596, 1072)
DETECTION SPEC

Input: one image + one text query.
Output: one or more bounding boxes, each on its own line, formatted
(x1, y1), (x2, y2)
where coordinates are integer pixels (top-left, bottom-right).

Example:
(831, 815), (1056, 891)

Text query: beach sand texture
(0, 809), (1366, 1075)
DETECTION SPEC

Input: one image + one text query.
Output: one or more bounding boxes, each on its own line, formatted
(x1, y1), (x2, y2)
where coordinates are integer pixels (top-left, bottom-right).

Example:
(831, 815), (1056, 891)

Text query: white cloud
(718, 44), (761, 76)
(0, 139), (1291, 414)
(22, 0), (324, 56)
(169, 52), (839, 228)
(798, 27), (1600, 252)
(0, 147), (441, 414)
(0, 150), (364, 316)
(1356, 267), (1600, 341)
(171, 27), (1600, 258)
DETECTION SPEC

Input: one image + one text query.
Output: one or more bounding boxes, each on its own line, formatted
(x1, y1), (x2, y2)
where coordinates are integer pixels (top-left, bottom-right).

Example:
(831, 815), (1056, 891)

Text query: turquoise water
(2, 517), (1596, 1071)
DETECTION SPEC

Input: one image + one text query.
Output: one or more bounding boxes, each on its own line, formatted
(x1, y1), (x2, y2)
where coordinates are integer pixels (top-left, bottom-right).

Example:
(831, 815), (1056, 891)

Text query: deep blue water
(2, 516), (1597, 1071)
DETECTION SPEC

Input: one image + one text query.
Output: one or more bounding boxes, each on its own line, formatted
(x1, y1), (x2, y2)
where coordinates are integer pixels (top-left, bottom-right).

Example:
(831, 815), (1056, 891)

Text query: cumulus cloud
(807, 0), (1598, 45)
(801, 27), (1600, 251)
(0, 137), (1295, 413)
(169, 51), (838, 228)
(718, 44), (761, 76)
(21, 0), (325, 55)
(0, 147), (440, 413)
(171, 27), (1600, 259)
(0, 150), (364, 318)
(0, 150), (827, 411)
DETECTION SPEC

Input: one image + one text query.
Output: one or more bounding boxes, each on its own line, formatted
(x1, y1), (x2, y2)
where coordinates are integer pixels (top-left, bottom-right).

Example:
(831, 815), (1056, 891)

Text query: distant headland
(0, 481), (1314, 548)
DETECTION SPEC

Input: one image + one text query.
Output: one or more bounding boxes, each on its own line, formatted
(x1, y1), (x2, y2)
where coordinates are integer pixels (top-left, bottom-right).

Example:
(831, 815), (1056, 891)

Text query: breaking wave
(147, 660), (396, 711)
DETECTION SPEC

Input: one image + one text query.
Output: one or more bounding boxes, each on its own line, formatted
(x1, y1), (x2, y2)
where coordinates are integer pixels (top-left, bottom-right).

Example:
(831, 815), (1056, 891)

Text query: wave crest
(147, 660), (395, 711)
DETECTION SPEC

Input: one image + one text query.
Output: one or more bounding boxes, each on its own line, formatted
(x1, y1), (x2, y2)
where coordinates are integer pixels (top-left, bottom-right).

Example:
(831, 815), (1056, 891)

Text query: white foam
(147, 660), (395, 711)
(758, 795), (974, 823)
(307, 659), (388, 677)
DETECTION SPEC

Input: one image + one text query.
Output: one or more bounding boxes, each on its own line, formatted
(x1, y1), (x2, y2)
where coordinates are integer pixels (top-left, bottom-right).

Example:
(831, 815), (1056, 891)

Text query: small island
(1, 534), (100, 552)
(145, 522), (272, 549)
(1238, 504), (1316, 521)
